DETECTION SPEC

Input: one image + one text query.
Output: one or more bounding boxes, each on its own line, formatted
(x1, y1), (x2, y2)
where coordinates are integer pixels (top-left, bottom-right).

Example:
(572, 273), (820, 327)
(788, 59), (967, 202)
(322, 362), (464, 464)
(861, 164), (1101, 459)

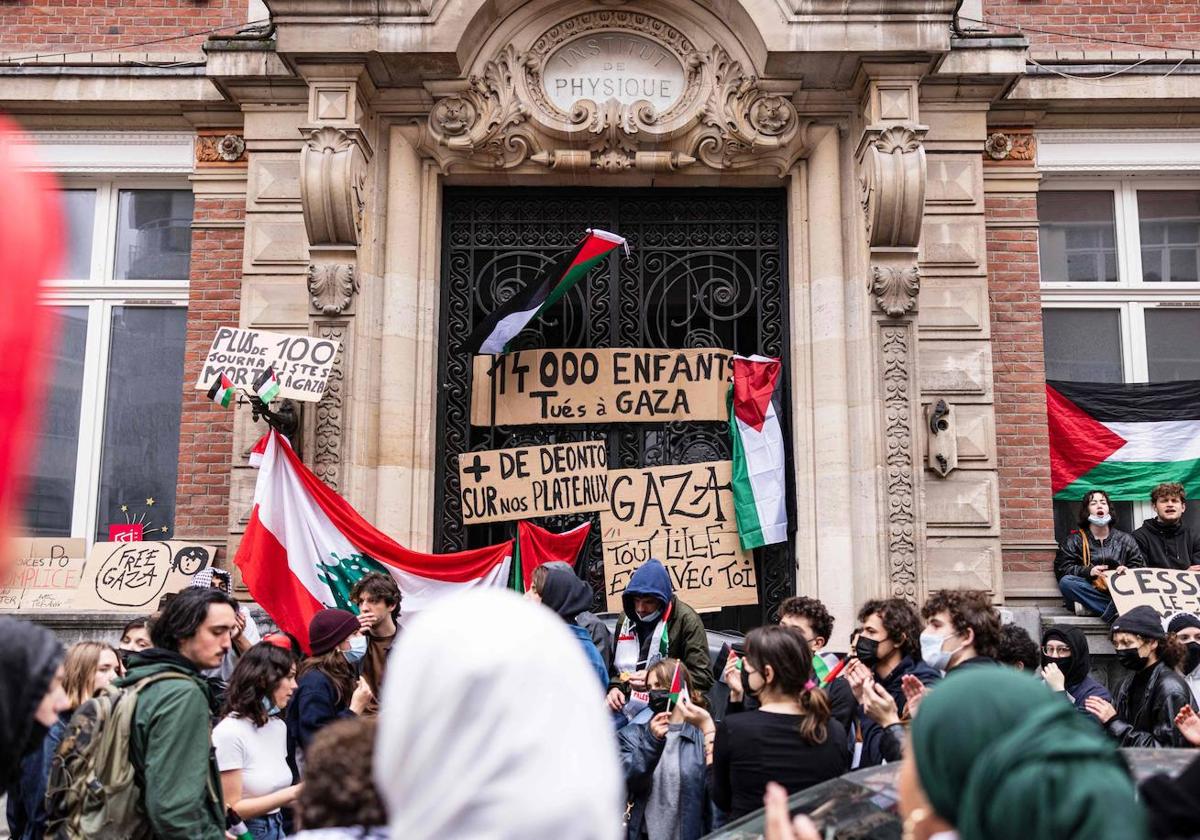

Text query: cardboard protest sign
(470, 348), (731, 426)
(600, 461), (757, 612)
(458, 440), (609, 524)
(0, 538), (87, 611)
(1108, 567), (1200, 618)
(195, 327), (339, 403)
(72, 542), (217, 611)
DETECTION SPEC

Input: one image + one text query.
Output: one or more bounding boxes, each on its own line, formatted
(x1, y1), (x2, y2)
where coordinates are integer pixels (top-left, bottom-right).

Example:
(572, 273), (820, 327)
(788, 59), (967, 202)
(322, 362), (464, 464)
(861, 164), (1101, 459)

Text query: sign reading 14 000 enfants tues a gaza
(195, 327), (340, 403)
(600, 461), (757, 613)
(458, 440), (609, 525)
(470, 348), (731, 426)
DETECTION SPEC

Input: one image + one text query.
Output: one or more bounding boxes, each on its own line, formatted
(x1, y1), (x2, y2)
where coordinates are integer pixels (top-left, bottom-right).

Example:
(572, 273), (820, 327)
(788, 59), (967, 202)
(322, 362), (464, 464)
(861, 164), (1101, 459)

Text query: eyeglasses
(1042, 645), (1071, 656)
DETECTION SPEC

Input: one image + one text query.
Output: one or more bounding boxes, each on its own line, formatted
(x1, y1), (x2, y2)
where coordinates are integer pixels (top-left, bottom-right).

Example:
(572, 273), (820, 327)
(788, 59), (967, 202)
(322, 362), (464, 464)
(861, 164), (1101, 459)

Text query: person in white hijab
(374, 588), (623, 840)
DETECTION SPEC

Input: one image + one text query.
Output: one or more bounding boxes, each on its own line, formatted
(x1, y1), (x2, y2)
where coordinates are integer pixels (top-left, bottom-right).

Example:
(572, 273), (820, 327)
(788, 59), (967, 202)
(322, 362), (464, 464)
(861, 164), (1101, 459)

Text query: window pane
(1138, 191), (1200, 283)
(20, 307), (88, 536)
(1038, 191), (1118, 283)
(58, 190), (96, 280)
(1042, 308), (1123, 382)
(114, 190), (194, 281)
(1145, 309), (1200, 381)
(95, 307), (187, 540)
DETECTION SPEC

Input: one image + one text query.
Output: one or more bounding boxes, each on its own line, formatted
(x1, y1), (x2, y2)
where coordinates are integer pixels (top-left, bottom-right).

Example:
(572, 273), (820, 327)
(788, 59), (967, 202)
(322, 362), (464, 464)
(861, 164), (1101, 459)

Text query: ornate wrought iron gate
(434, 187), (793, 630)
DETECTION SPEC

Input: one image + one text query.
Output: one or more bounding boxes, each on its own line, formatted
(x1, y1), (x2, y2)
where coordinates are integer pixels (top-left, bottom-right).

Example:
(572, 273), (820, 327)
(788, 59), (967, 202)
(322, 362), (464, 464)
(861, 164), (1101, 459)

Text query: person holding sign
(1054, 489), (1145, 619)
(617, 659), (713, 840)
(606, 560), (712, 720)
(1085, 606), (1194, 747)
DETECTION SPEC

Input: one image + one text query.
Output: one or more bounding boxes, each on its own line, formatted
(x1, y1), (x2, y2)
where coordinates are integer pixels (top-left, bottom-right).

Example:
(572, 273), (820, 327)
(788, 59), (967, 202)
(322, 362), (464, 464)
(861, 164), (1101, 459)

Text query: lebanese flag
(512, 520), (590, 592)
(236, 431), (512, 651)
(1048, 379), (1200, 500)
(730, 355), (788, 549)
(466, 229), (626, 355)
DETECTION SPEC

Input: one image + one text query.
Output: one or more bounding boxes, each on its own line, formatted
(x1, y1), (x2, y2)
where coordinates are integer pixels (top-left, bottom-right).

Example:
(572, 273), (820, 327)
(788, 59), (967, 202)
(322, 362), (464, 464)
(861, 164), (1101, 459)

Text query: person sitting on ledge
(1053, 489), (1144, 620)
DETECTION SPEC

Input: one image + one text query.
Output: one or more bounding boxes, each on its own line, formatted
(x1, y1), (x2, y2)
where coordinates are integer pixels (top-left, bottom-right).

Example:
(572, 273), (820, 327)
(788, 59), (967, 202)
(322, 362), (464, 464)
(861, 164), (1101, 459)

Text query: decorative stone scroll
(311, 322), (348, 491)
(880, 324), (919, 599)
(857, 125), (928, 249)
(308, 263), (357, 315)
(416, 11), (811, 176)
(870, 264), (920, 318)
(299, 127), (368, 247)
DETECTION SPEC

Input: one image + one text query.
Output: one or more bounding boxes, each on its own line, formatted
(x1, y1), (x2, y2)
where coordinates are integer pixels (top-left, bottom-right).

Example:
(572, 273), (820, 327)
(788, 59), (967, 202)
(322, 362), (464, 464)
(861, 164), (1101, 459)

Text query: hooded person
(1167, 612), (1200, 701)
(607, 560), (711, 720)
(538, 565), (609, 690)
(537, 560), (613, 666)
(374, 588), (622, 840)
(904, 668), (1148, 840)
(1, 618), (65, 793)
(1039, 625), (1112, 713)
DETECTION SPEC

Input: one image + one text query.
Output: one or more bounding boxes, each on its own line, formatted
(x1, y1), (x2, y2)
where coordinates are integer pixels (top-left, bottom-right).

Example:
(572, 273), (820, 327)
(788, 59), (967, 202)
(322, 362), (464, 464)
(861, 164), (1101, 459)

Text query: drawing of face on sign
(173, 545), (210, 577)
(95, 543), (171, 608)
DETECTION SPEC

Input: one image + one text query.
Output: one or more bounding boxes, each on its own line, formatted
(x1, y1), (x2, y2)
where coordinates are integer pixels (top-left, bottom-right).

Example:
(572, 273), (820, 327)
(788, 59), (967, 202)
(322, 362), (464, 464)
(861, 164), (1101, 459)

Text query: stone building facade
(5, 0), (1200, 643)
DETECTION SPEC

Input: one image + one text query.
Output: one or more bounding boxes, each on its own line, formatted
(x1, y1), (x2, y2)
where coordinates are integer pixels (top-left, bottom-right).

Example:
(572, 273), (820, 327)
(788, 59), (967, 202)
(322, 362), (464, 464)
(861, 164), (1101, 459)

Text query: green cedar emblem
(315, 551), (390, 611)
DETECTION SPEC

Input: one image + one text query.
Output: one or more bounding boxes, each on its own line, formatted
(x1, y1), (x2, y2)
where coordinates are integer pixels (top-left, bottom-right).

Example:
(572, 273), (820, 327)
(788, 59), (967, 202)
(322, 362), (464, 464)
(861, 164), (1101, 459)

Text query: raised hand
(1084, 695), (1117, 724)
(764, 782), (821, 840)
(861, 678), (901, 727)
(1042, 662), (1066, 693)
(1176, 704), (1200, 746)
(901, 674), (927, 718)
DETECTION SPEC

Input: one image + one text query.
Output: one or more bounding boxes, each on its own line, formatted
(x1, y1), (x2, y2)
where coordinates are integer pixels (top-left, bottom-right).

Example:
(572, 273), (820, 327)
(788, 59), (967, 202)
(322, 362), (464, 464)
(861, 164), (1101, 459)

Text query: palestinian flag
(236, 431), (512, 651)
(1047, 379), (1200, 500)
(207, 373), (237, 408)
(666, 660), (689, 711)
(466, 229), (627, 356)
(253, 366), (281, 403)
(810, 653), (831, 685)
(730, 355), (788, 549)
(510, 520), (591, 593)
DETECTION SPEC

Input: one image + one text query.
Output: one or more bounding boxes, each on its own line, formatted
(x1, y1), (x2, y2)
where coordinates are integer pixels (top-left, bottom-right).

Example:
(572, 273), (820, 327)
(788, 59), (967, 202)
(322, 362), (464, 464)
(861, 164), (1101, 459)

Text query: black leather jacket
(1053, 528), (1144, 581)
(1106, 661), (1195, 748)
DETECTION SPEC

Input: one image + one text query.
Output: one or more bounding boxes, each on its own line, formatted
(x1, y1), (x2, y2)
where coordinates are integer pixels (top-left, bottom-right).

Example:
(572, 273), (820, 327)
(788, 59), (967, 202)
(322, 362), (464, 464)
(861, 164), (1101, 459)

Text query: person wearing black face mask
(1039, 625), (1112, 714)
(1084, 606), (1194, 747)
(1168, 613), (1200, 701)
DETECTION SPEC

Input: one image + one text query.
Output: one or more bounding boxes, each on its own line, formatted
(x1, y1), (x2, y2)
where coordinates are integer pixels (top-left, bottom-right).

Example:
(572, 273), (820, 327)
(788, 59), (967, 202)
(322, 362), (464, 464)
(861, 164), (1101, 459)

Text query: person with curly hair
(213, 643), (301, 840)
(292, 717), (387, 840)
(920, 589), (1002, 673)
(996, 623), (1040, 672)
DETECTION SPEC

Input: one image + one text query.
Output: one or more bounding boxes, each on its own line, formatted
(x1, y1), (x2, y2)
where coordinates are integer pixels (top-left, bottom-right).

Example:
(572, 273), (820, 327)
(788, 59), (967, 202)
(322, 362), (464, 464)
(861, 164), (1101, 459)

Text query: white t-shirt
(212, 715), (292, 812)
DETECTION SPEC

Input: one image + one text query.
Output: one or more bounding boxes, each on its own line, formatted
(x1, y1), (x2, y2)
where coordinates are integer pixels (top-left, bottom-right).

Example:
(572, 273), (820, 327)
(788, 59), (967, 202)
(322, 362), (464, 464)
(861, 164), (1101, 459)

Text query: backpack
(44, 671), (194, 840)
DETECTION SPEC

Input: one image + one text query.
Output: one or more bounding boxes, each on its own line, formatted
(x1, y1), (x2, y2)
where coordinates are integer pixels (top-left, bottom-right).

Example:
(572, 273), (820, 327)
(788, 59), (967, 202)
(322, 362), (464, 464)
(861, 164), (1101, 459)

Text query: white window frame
(1041, 176), (1200, 525)
(40, 175), (191, 542)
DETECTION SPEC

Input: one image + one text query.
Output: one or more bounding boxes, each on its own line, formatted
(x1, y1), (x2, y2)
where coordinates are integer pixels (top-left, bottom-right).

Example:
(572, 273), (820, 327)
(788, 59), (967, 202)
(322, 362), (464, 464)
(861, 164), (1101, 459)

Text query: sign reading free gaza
(195, 327), (340, 403)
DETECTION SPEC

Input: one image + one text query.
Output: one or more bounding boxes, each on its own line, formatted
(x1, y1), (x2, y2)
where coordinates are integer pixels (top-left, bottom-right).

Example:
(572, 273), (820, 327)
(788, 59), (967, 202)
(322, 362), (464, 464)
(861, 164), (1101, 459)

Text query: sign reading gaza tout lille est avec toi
(470, 348), (731, 426)
(195, 327), (339, 403)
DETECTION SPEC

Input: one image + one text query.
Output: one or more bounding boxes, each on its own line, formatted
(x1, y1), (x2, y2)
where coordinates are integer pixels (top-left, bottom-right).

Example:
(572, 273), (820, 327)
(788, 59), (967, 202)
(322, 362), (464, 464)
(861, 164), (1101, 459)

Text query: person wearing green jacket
(117, 586), (240, 840)
(607, 559), (712, 720)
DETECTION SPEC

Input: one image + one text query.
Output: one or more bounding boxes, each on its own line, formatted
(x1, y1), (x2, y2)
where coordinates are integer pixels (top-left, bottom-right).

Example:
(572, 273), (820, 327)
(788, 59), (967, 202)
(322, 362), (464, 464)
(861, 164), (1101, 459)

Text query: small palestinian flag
(253, 366), (281, 403)
(666, 660), (689, 711)
(466, 229), (627, 355)
(1048, 379), (1200, 500)
(730, 355), (788, 549)
(810, 653), (831, 685)
(207, 373), (237, 408)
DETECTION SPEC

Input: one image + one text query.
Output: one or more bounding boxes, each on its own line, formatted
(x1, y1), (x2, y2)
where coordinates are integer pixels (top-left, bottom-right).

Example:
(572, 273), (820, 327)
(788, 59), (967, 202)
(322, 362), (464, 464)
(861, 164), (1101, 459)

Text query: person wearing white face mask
(1053, 489), (1145, 619)
(919, 590), (1002, 675)
(286, 609), (374, 754)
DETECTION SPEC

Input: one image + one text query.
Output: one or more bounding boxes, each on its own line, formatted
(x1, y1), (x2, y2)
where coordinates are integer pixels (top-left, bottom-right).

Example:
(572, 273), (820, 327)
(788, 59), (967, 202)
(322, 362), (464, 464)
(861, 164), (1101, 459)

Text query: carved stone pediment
(416, 11), (811, 176)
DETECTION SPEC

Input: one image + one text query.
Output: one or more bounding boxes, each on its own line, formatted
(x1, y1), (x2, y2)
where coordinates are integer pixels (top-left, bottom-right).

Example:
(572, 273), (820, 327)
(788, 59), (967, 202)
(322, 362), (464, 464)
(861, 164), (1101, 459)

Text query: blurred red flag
(0, 117), (62, 573)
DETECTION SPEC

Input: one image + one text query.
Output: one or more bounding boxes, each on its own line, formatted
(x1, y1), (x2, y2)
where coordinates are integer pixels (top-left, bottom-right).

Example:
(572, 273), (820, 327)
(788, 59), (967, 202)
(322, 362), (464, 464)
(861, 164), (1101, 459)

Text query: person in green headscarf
(900, 667), (1148, 840)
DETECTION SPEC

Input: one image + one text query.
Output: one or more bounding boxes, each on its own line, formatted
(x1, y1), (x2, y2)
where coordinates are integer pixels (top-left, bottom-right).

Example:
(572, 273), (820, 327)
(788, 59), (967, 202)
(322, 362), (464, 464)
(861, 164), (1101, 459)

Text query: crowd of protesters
(9, 521), (1200, 839)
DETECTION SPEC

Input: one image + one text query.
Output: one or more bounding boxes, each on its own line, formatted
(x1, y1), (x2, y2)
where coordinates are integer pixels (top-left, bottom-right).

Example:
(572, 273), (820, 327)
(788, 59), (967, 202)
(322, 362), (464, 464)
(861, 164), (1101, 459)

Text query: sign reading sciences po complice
(195, 327), (340, 403)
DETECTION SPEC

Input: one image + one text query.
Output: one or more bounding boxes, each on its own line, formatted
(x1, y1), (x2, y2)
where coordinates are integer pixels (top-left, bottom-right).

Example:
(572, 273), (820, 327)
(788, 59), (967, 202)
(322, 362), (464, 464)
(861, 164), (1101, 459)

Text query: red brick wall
(986, 191), (1057, 573)
(0, 1), (248, 55)
(981, 2), (1200, 48)
(175, 196), (243, 548)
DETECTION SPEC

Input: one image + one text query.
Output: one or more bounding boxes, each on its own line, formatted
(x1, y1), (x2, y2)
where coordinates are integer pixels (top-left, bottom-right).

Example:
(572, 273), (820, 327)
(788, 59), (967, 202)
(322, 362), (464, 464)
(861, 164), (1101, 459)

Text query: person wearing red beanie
(286, 610), (374, 751)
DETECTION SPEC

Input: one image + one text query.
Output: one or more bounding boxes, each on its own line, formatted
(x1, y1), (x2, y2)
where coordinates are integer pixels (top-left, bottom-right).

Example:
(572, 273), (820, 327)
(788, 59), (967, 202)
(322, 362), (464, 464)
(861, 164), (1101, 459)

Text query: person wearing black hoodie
(1133, 482), (1200, 571)
(1039, 625), (1112, 714)
(606, 559), (711, 718)
(1085, 605), (1194, 748)
(530, 560), (613, 667)
(2, 617), (67, 838)
(537, 565), (609, 690)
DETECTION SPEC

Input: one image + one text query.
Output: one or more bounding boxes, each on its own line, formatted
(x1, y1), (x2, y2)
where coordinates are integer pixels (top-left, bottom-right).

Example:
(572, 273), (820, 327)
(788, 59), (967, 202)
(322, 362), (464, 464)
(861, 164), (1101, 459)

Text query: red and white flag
(236, 431), (512, 651)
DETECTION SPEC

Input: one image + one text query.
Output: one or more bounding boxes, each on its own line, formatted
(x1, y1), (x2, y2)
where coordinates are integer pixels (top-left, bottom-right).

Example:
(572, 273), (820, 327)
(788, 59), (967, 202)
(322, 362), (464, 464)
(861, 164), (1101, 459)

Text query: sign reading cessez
(1109, 568), (1200, 617)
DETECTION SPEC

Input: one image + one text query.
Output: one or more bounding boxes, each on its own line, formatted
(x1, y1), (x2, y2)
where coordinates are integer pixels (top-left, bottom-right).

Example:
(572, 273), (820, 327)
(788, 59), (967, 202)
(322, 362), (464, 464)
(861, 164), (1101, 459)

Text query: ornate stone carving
(881, 325), (918, 599)
(983, 132), (1012, 160)
(984, 130), (1035, 163)
(307, 263), (357, 315)
(299, 127), (368, 247)
(195, 132), (246, 166)
(857, 125), (928, 248)
(870, 265), (920, 318)
(416, 14), (811, 176)
(312, 323), (347, 491)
